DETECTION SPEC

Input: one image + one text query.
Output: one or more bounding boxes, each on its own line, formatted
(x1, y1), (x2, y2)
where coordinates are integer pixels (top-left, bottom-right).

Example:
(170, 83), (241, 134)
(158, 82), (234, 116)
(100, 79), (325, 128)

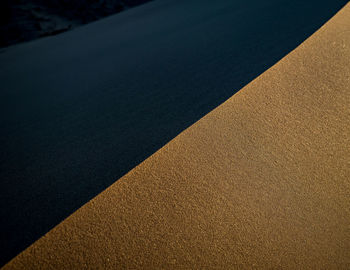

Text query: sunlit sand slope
(5, 3), (350, 269)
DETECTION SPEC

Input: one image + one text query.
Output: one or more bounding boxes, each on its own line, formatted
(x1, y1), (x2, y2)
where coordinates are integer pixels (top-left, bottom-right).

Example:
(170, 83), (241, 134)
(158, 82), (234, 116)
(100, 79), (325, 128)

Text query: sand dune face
(0, 0), (153, 48)
(4, 3), (350, 270)
(2, 0), (347, 266)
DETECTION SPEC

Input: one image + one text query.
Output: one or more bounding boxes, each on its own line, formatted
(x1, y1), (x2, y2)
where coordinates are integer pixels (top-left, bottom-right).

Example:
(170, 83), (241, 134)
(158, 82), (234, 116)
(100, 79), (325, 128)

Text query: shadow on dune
(0, 0), (347, 266)
(0, 0), (153, 48)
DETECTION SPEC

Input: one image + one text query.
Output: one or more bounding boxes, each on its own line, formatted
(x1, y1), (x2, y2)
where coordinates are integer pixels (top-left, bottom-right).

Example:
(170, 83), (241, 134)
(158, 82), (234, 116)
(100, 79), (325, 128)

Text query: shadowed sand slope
(5, 3), (350, 270)
(1, 0), (347, 265)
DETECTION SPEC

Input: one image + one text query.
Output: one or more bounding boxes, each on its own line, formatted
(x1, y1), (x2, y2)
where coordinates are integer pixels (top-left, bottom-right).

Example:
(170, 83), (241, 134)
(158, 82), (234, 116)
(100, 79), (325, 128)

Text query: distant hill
(0, 0), (152, 48)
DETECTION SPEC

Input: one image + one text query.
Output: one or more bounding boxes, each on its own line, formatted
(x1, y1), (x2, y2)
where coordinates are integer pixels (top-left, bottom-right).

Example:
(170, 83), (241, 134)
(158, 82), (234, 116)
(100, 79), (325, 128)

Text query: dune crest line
(4, 3), (350, 269)
(1, 0), (347, 265)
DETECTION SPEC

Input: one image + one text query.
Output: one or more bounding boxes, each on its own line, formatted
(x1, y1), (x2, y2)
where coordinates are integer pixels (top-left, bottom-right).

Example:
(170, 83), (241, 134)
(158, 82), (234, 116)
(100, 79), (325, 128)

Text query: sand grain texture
(1, 0), (347, 265)
(4, 3), (350, 270)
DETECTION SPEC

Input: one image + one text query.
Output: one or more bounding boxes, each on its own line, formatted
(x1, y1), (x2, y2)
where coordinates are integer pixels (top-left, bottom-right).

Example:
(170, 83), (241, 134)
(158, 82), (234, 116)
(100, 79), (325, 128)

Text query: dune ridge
(4, 2), (350, 269)
(3, 1), (347, 265)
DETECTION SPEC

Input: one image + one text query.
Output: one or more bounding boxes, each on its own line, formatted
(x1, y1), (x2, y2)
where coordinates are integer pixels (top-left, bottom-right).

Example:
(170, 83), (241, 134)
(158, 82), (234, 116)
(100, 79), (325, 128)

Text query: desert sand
(3, 0), (346, 266)
(3, 2), (350, 270)
(0, 0), (152, 48)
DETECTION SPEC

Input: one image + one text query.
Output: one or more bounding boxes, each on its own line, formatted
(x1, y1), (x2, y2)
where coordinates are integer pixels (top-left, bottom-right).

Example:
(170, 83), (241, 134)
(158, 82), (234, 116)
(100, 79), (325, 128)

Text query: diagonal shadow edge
(0, 0), (348, 266)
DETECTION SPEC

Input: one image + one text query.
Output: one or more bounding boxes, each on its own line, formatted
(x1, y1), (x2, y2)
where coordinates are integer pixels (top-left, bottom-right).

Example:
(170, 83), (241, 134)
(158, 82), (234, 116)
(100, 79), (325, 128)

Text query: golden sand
(4, 3), (350, 269)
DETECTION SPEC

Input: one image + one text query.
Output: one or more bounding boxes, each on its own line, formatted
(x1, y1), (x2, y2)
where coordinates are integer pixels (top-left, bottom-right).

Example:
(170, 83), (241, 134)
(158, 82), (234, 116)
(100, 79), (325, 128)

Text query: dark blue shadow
(0, 0), (347, 266)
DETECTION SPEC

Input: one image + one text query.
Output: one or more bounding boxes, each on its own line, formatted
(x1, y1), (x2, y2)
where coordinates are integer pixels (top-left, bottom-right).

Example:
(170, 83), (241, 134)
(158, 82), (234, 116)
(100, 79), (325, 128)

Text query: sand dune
(4, 2), (350, 269)
(2, 0), (347, 266)
(0, 0), (153, 48)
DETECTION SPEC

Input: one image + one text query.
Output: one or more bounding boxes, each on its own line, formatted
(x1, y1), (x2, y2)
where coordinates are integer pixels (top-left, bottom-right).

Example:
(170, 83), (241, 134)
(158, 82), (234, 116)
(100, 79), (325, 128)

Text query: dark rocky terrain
(0, 0), (152, 47)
